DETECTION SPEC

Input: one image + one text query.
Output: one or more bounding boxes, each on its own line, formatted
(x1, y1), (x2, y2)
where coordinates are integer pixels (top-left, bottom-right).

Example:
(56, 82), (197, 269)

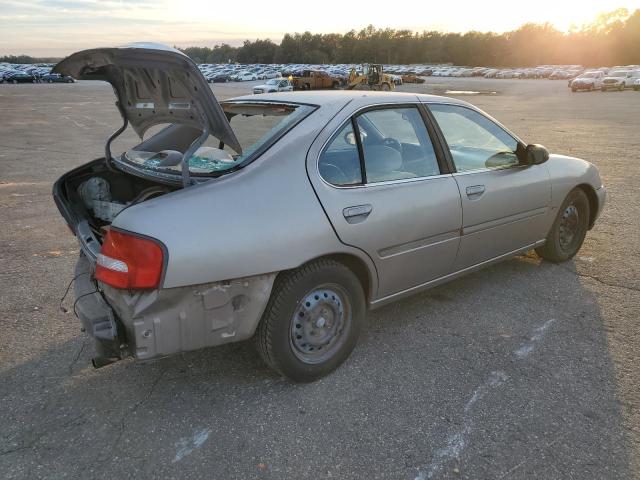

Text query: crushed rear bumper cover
(74, 254), (122, 364)
(73, 254), (276, 365)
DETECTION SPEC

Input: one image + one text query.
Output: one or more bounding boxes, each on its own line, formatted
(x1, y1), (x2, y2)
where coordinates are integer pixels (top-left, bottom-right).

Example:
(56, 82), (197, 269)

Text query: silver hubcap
(559, 204), (579, 251)
(290, 286), (350, 364)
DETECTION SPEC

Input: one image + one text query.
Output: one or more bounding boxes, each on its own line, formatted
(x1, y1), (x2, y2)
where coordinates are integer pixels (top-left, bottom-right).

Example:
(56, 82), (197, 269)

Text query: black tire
(535, 188), (590, 263)
(255, 259), (365, 382)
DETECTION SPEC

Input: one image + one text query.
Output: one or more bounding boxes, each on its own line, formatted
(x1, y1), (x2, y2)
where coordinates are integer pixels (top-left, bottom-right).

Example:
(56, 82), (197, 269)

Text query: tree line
(181, 8), (639, 67)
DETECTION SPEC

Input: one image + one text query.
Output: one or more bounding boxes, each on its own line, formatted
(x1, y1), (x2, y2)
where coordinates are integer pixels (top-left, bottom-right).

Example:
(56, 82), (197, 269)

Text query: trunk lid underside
(53, 42), (241, 153)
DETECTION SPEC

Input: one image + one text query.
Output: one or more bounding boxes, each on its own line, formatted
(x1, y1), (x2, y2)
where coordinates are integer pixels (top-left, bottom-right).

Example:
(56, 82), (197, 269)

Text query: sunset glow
(1, 0), (639, 56)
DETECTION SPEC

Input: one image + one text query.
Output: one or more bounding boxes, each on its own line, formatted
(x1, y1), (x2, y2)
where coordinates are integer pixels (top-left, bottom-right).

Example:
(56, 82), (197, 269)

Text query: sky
(1, 0), (639, 56)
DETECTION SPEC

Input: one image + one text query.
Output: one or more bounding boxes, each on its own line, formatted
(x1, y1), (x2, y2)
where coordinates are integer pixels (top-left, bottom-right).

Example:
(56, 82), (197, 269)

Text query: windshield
(122, 101), (315, 177)
(266, 79), (279, 85)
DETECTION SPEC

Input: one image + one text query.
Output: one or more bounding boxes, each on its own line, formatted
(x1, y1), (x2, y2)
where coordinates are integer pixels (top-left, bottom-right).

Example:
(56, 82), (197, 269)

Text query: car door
(426, 103), (551, 270)
(308, 103), (462, 299)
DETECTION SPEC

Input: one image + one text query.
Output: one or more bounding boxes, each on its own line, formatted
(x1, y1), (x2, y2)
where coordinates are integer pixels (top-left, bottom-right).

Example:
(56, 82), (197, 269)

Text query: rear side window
(356, 108), (440, 182)
(318, 122), (363, 186)
(318, 106), (441, 186)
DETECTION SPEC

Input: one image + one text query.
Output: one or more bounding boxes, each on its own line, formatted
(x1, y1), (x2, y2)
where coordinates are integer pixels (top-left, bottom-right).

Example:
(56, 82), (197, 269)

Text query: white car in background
(570, 71), (604, 91)
(601, 70), (629, 91)
(626, 70), (640, 89)
(262, 70), (281, 79)
(253, 78), (293, 94)
(235, 71), (257, 81)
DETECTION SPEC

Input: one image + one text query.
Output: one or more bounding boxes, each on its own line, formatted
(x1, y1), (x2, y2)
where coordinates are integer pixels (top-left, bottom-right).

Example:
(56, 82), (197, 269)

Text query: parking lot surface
(0, 78), (638, 479)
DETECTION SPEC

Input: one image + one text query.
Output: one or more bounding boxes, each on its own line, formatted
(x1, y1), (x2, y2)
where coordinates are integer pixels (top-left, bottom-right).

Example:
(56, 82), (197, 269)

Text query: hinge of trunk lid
(180, 125), (210, 188)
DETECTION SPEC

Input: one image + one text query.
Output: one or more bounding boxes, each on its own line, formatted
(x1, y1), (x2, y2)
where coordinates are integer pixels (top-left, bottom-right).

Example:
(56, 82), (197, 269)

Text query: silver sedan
(53, 44), (605, 381)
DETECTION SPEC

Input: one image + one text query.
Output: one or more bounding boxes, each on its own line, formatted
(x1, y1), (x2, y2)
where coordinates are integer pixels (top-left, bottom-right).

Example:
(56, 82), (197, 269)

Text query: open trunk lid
(53, 42), (241, 153)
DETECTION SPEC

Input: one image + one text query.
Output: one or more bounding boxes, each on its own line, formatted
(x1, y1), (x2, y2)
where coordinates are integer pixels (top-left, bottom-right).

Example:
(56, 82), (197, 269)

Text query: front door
(309, 104), (462, 299)
(426, 103), (551, 270)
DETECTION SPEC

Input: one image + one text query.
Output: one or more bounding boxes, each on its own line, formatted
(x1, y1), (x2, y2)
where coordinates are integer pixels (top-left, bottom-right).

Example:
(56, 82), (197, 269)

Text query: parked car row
(569, 68), (640, 92)
(3, 59), (640, 91)
(0, 63), (74, 83)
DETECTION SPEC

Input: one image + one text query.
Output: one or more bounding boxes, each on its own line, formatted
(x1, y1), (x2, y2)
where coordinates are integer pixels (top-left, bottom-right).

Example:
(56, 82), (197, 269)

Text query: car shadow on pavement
(0, 253), (632, 479)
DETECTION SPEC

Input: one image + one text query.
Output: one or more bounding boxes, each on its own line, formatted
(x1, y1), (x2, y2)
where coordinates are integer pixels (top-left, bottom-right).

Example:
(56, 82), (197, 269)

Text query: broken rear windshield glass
(122, 102), (315, 176)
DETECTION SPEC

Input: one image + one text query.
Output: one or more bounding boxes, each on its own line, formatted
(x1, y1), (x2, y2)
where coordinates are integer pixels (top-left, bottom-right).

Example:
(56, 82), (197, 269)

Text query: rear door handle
(343, 204), (372, 223)
(466, 185), (485, 198)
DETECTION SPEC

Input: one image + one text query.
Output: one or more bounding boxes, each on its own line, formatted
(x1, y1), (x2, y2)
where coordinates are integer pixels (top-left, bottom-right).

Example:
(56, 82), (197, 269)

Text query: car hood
(53, 42), (241, 153)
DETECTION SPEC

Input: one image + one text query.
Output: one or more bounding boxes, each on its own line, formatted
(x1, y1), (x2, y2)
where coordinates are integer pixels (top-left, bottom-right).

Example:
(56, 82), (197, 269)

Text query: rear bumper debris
(73, 254), (277, 365)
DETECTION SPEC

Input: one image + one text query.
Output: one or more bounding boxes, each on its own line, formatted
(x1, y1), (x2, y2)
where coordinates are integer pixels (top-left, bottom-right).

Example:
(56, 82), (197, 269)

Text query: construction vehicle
(291, 70), (341, 90)
(347, 64), (395, 91)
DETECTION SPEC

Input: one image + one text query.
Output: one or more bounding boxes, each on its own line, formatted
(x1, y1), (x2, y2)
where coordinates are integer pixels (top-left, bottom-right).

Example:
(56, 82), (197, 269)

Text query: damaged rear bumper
(73, 254), (276, 365)
(73, 254), (123, 366)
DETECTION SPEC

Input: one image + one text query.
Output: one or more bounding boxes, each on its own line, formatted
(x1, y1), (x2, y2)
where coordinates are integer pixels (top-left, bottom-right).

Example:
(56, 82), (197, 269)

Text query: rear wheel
(255, 259), (365, 382)
(536, 188), (590, 263)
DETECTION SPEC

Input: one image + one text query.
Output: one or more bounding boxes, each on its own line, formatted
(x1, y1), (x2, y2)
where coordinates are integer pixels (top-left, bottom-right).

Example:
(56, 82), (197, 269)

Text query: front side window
(318, 106), (441, 186)
(429, 104), (519, 172)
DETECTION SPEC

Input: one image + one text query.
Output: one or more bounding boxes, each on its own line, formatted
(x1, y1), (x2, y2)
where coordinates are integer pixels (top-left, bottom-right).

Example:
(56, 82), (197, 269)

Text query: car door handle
(343, 204), (372, 223)
(466, 185), (485, 198)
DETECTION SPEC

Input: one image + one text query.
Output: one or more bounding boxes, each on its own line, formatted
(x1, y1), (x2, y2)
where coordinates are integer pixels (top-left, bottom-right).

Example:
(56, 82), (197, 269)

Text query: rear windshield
(123, 101), (315, 176)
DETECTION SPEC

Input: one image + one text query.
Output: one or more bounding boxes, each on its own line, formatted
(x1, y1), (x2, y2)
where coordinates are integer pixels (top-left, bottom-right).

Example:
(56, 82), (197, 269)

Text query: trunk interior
(56, 158), (175, 245)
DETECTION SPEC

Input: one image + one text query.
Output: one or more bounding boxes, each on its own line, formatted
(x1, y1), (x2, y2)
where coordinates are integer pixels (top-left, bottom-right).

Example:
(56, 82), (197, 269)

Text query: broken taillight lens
(95, 229), (164, 289)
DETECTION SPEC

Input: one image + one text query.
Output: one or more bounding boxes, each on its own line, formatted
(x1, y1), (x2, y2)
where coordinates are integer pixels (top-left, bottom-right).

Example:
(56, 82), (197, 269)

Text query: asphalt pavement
(0, 77), (638, 479)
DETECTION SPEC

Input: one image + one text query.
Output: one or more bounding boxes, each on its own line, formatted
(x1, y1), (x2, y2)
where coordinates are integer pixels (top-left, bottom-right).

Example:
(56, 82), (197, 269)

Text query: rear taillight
(95, 229), (164, 289)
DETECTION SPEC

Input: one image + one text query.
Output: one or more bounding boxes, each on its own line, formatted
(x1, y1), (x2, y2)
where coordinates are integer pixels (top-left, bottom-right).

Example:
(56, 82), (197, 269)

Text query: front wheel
(255, 259), (365, 382)
(536, 188), (590, 263)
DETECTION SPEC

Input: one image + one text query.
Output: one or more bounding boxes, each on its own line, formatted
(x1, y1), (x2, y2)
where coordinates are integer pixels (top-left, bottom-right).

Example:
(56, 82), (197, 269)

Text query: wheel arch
(281, 252), (377, 306)
(576, 183), (599, 229)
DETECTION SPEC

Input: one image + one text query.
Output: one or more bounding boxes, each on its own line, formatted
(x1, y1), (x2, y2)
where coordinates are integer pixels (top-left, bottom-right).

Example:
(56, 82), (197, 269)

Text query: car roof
(230, 90), (473, 108)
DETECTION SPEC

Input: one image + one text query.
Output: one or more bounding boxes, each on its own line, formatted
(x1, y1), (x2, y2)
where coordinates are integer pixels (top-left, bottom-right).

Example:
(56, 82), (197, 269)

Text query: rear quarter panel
(111, 101), (375, 290)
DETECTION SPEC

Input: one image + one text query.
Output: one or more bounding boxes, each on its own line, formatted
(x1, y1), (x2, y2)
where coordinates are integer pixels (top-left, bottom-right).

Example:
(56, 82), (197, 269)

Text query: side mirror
(518, 143), (549, 165)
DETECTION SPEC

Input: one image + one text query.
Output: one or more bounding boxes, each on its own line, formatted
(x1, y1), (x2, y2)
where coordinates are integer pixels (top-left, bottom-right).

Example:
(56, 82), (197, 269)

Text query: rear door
(308, 101), (462, 299)
(425, 102), (551, 270)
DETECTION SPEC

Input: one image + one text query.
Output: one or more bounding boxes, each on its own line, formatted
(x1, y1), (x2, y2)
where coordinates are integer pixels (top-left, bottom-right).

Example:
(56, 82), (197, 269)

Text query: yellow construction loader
(347, 64), (395, 91)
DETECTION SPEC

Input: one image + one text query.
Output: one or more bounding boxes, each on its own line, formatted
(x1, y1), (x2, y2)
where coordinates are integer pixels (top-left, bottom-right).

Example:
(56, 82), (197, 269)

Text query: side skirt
(369, 240), (546, 309)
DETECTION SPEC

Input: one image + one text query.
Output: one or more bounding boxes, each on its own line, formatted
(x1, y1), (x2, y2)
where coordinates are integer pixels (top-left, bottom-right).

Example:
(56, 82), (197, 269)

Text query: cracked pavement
(0, 78), (638, 479)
